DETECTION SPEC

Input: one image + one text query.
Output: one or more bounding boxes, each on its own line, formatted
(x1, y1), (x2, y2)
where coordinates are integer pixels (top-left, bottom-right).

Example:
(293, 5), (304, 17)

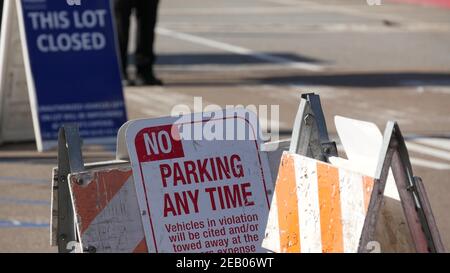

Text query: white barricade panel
(333, 116), (414, 252)
(263, 152), (375, 253)
(68, 168), (147, 253)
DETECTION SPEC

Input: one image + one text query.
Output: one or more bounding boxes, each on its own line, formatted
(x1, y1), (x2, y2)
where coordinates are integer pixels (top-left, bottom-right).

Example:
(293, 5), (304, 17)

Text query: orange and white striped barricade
(50, 124), (147, 253)
(268, 93), (444, 253)
(262, 93), (379, 253)
(67, 165), (148, 253)
(262, 152), (375, 253)
(262, 115), (445, 253)
(62, 120), (148, 253)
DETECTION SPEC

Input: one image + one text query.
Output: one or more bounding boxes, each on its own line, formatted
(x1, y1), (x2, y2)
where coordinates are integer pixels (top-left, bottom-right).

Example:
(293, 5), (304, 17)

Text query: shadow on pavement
(162, 72), (450, 88)
(153, 52), (325, 65)
(261, 72), (450, 87)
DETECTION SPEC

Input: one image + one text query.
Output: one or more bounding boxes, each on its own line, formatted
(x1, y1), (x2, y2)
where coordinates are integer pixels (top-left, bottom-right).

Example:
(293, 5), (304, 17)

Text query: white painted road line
(406, 142), (450, 161)
(414, 138), (450, 151)
(156, 27), (324, 72)
(336, 142), (450, 170)
(0, 219), (49, 229)
(155, 64), (315, 72)
(409, 158), (450, 171)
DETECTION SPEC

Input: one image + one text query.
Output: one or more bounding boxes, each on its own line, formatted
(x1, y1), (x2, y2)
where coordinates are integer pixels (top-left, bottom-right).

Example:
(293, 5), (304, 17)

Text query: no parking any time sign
(126, 109), (273, 253)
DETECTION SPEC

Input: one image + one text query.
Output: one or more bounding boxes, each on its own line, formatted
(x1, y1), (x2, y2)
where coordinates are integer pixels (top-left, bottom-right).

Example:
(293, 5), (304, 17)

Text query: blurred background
(0, 0), (449, 252)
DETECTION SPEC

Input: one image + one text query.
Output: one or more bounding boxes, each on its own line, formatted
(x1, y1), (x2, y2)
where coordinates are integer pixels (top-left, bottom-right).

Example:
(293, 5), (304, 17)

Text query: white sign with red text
(126, 109), (273, 253)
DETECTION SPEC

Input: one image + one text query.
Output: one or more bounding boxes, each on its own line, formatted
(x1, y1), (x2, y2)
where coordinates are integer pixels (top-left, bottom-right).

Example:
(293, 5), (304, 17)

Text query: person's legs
(113, 0), (133, 81)
(134, 0), (162, 85)
(0, 0), (4, 29)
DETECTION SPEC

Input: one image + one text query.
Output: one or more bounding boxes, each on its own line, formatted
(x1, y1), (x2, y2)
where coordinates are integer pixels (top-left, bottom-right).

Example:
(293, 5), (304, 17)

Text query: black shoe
(135, 74), (163, 86)
(122, 78), (131, 87)
(121, 74), (133, 87)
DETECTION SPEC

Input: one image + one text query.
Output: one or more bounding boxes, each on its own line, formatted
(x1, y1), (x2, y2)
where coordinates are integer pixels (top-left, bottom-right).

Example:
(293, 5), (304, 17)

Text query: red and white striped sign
(69, 168), (147, 253)
(263, 153), (375, 253)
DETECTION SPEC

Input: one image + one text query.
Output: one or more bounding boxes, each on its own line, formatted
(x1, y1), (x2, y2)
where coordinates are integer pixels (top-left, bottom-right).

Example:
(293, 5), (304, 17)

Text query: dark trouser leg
(0, 0), (4, 28)
(113, 0), (133, 78)
(135, 0), (160, 76)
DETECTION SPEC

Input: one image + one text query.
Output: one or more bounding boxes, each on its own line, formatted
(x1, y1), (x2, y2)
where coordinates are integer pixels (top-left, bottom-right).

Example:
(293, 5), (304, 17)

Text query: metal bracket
(289, 93), (337, 162)
(358, 121), (445, 253)
(56, 124), (85, 253)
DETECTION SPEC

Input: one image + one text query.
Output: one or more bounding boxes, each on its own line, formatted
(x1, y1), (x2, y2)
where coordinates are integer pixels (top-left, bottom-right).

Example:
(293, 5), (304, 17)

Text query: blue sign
(18, 0), (127, 150)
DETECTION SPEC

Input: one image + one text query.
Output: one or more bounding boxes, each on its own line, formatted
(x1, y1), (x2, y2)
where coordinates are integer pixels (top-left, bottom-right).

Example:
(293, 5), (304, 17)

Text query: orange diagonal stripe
(276, 155), (301, 253)
(71, 169), (132, 235)
(363, 176), (375, 214)
(317, 162), (343, 253)
(133, 239), (148, 253)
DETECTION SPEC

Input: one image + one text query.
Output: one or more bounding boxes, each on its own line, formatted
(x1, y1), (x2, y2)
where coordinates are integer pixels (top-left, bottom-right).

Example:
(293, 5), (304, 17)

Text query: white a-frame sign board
(0, 0), (127, 152)
(0, 0), (34, 145)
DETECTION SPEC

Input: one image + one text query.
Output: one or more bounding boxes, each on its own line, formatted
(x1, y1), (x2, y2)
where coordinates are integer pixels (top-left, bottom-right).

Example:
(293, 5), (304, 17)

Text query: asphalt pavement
(0, 0), (449, 252)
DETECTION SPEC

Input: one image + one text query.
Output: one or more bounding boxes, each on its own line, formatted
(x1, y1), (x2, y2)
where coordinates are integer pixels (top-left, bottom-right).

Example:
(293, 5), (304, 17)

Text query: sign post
(126, 109), (273, 253)
(7, 0), (127, 151)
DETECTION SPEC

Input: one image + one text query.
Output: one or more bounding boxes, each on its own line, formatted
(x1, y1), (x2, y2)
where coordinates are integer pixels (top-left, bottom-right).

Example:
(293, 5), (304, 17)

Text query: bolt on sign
(126, 109), (273, 253)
